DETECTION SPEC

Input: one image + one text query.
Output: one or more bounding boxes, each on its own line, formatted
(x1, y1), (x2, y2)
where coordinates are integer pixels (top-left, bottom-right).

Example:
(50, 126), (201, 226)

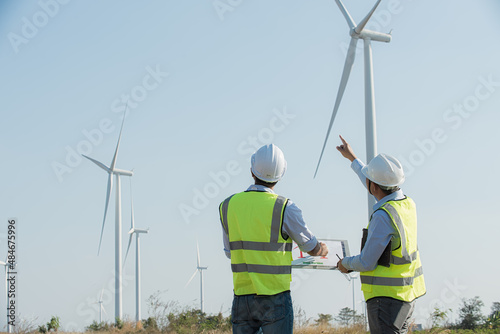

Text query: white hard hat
(251, 144), (287, 183)
(361, 153), (405, 187)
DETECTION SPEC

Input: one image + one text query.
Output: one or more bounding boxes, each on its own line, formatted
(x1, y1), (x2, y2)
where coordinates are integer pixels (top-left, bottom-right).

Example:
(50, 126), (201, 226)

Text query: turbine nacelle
(128, 228), (149, 235)
(350, 29), (392, 43)
(338, 0), (391, 43)
(82, 156), (133, 176)
(114, 169), (134, 176)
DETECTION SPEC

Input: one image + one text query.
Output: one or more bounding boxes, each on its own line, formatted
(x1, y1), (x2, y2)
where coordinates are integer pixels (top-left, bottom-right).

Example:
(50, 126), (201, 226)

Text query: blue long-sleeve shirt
(341, 159), (404, 272)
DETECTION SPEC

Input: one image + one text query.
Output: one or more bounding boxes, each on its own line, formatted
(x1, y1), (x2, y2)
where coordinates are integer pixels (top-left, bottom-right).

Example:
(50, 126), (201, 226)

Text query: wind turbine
(314, 0), (392, 215)
(83, 111), (133, 321)
(185, 242), (208, 313)
(95, 289), (108, 324)
(124, 179), (149, 324)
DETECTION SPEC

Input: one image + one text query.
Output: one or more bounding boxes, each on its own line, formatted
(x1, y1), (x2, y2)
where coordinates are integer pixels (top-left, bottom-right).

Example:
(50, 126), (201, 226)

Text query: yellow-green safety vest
(219, 191), (292, 296)
(360, 197), (426, 302)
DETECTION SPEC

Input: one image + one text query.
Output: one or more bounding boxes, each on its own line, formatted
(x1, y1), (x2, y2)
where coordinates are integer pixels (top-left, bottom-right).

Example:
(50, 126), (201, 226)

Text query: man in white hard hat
(219, 144), (328, 334)
(335, 135), (426, 334)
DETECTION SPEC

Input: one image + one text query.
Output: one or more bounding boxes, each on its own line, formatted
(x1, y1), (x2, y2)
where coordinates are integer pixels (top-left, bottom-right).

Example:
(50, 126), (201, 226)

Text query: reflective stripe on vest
(382, 203), (411, 265)
(231, 263), (292, 275)
(229, 241), (293, 252)
(270, 196), (287, 242)
(220, 194), (234, 235)
(361, 266), (424, 286)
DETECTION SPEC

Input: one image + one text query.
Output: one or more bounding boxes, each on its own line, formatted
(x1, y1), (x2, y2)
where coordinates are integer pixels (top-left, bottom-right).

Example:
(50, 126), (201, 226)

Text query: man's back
(221, 190), (292, 296)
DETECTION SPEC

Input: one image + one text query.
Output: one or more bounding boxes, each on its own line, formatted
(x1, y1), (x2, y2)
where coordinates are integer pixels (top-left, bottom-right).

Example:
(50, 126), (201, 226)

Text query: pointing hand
(336, 135), (357, 162)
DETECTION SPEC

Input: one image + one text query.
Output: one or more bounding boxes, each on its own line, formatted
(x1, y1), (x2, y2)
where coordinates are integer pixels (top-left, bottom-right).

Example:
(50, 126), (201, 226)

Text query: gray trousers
(366, 297), (415, 334)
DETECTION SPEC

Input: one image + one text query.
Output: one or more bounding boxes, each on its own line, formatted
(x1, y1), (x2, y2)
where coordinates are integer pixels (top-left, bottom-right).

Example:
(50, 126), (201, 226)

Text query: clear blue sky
(1, 0), (500, 331)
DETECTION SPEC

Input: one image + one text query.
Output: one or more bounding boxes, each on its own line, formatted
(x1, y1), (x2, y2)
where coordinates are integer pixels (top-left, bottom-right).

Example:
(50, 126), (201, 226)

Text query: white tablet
(292, 239), (350, 270)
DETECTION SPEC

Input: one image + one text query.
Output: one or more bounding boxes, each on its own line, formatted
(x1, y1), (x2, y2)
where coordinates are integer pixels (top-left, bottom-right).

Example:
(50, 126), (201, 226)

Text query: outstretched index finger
(339, 135), (347, 145)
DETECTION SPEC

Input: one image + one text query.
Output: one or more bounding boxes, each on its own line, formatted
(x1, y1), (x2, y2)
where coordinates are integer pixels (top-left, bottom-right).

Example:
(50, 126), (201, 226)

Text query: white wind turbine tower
(83, 111), (133, 320)
(314, 0), (392, 216)
(185, 242), (208, 313)
(124, 179), (149, 324)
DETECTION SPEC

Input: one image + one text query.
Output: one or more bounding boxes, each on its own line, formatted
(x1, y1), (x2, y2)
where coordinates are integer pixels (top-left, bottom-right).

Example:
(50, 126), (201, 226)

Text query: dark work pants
(367, 297), (415, 334)
(231, 291), (293, 334)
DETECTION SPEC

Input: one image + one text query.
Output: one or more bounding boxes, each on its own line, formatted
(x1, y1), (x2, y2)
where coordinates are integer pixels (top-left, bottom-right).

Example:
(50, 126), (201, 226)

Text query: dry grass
(294, 324), (367, 334)
(32, 329), (365, 334)
(29, 325), (368, 334)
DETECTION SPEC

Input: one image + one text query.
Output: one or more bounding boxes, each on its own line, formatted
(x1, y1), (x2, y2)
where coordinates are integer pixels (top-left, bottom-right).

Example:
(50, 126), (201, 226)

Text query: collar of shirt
(246, 184), (275, 193)
(373, 189), (405, 211)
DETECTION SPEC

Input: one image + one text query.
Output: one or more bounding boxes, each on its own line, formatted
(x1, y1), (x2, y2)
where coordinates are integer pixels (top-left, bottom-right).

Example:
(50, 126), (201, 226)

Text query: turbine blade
(82, 155), (111, 173)
(335, 0), (356, 30)
(314, 38), (358, 178)
(130, 178), (135, 230)
(185, 270), (198, 288)
(355, 0), (382, 34)
(110, 102), (129, 171)
(124, 233), (133, 264)
(101, 304), (108, 317)
(197, 241), (201, 268)
(98, 173), (113, 255)
(99, 288), (104, 301)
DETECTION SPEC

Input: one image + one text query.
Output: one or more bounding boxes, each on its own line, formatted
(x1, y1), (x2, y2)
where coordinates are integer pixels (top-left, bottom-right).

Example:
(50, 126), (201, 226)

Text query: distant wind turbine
(83, 109), (133, 320)
(185, 242), (208, 313)
(314, 0), (392, 215)
(95, 289), (108, 324)
(124, 179), (149, 324)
